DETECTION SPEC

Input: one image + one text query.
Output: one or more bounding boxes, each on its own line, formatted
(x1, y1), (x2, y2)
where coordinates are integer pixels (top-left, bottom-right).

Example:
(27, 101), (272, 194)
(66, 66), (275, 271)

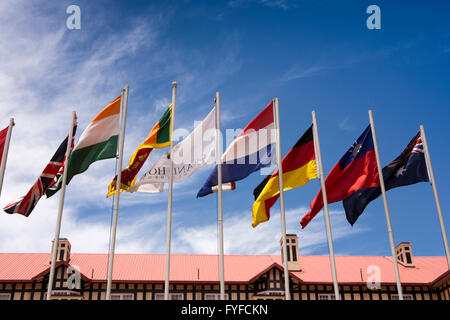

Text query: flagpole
(368, 109), (403, 300)
(46, 111), (77, 300)
(420, 125), (450, 269)
(273, 98), (291, 300)
(164, 81), (177, 300)
(216, 92), (225, 300)
(311, 111), (341, 300)
(0, 117), (15, 198)
(106, 85), (129, 300)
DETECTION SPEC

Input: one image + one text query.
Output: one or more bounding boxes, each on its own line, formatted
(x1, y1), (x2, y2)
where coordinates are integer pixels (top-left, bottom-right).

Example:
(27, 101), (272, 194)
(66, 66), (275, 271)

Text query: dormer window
(50, 238), (71, 263)
(280, 234), (301, 271)
(395, 242), (414, 267)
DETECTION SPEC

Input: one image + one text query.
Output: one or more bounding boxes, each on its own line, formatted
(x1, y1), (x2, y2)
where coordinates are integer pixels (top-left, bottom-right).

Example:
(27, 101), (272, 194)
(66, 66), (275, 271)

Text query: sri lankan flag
(107, 104), (172, 197)
(252, 125), (317, 227)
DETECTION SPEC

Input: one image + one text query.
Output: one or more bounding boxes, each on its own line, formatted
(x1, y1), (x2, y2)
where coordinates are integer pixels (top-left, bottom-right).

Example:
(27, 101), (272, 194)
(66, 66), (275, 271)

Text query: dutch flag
(197, 100), (276, 197)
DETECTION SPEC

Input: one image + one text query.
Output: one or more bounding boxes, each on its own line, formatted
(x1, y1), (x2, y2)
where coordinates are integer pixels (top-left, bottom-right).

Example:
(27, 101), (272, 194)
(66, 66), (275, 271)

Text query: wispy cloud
(154, 98), (171, 113)
(279, 65), (330, 82)
(228, 0), (300, 10)
(338, 117), (358, 132)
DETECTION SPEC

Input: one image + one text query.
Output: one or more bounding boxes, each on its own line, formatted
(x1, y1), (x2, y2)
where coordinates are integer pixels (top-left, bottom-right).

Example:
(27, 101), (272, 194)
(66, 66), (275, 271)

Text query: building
(0, 235), (448, 300)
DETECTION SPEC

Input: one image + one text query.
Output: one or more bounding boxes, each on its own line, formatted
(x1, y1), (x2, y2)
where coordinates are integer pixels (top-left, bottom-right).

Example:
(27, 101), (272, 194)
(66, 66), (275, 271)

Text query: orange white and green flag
(46, 95), (122, 198)
(107, 104), (172, 197)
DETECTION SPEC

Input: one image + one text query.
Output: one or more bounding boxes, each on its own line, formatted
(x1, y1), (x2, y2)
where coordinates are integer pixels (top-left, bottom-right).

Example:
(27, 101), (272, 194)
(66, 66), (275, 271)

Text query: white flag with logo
(129, 107), (217, 193)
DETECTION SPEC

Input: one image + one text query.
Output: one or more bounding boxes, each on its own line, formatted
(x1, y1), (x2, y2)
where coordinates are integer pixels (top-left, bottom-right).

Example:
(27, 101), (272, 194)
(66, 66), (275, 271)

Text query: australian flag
(343, 131), (429, 225)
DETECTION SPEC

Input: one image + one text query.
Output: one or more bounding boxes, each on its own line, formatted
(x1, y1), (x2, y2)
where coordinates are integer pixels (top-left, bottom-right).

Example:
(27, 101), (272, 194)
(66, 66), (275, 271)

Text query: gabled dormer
(50, 238), (71, 263)
(396, 242), (414, 267)
(280, 234), (300, 271)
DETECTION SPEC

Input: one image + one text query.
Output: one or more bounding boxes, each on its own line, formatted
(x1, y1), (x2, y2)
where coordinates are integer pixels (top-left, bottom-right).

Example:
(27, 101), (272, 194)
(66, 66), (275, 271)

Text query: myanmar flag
(252, 125), (317, 227)
(107, 104), (172, 197)
(46, 95), (121, 198)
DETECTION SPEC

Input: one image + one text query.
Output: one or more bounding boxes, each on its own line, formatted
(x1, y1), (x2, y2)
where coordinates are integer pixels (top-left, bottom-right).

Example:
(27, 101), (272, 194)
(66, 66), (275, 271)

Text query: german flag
(107, 104), (172, 197)
(252, 125), (317, 227)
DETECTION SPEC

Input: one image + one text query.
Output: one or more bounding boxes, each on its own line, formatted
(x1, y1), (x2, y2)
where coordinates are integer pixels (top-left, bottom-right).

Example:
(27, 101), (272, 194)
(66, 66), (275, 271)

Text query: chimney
(280, 234), (300, 271)
(50, 238), (71, 263)
(396, 242), (414, 267)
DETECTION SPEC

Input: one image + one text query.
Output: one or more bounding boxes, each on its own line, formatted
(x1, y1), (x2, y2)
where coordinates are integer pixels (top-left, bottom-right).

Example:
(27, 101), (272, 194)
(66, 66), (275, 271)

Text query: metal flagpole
(311, 111), (341, 300)
(164, 81), (177, 300)
(368, 109), (403, 300)
(0, 117), (15, 197)
(216, 92), (225, 300)
(106, 85), (129, 300)
(273, 98), (291, 300)
(46, 111), (77, 300)
(420, 125), (450, 269)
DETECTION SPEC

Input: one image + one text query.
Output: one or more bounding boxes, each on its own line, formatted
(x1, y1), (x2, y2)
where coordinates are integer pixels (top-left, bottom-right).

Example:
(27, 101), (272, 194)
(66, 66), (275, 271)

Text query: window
(44, 291), (82, 300)
(255, 290), (284, 297)
(292, 245), (297, 262)
(110, 293), (134, 300)
(154, 294), (164, 300)
(0, 294), (11, 300)
(405, 252), (412, 264)
(204, 294), (229, 300)
(391, 294), (413, 300)
(59, 250), (65, 261)
(318, 294), (336, 300)
(154, 293), (184, 300)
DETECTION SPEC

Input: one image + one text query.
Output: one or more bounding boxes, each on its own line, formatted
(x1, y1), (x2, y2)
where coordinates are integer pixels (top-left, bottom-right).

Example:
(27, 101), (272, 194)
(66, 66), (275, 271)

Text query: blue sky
(0, 0), (449, 260)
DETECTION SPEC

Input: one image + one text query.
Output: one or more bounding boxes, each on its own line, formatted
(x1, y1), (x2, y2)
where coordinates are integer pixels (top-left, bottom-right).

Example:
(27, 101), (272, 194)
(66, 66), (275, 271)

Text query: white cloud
(0, 2), (242, 255)
(172, 206), (369, 255)
(154, 98), (171, 113)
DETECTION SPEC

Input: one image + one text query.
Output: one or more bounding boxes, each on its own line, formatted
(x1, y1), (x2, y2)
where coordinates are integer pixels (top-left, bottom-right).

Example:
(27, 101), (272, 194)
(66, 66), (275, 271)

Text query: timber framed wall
(0, 264), (448, 300)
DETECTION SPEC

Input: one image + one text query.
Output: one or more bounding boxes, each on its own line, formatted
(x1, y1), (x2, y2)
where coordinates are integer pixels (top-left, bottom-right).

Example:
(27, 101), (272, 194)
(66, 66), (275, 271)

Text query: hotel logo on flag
(130, 106), (217, 193)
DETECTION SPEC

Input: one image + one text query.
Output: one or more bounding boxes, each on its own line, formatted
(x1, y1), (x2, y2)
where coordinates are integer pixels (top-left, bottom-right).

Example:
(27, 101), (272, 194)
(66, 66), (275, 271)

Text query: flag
(300, 125), (379, 228)
(4, 125), (77, 217)
(130, 106), (216, 193)
(252, 125), (317, 227)
(196, 101), (275, 198)
(0, 126), (8, 165)
(46, 95), (121, 198)
(107, 104), (172, 197)
(343, 131), (429, 225)
(46, 140), (74, 197)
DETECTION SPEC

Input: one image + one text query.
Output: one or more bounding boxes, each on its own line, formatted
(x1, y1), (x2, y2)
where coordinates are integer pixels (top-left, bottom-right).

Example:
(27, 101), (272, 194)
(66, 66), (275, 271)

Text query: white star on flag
(395, 165), (407, 178)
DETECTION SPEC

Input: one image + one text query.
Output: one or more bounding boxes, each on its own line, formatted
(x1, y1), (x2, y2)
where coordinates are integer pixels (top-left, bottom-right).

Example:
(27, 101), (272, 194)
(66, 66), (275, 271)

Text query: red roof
(0, 253), (447, 285)
(291, 255), (448, 285)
